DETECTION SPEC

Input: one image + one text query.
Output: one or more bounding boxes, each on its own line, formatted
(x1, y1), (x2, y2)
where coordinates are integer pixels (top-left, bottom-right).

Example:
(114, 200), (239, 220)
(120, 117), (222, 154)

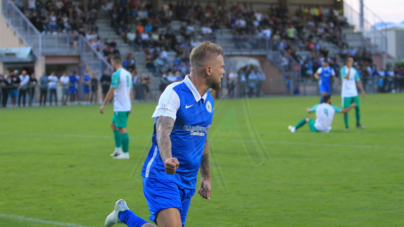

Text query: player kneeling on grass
(100, 55), (133, 159)
(288, 95), (356, 133)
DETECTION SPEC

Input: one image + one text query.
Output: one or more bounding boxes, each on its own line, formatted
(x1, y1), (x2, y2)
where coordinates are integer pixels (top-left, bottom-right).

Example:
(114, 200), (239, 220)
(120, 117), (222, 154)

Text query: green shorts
(309, 119), (319, 133)
(111, 111), (130, 128)
(342, 96), (360, 108)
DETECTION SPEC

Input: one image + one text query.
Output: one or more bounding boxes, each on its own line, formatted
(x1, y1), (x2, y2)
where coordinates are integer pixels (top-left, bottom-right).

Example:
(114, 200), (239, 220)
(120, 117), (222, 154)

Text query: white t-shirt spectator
(262, 28), (271, 38)
(55, 0), (64, 9)
(127, 32), (136, 41)
(379, 71), (385, 77)
(255, 12), (262, 21)
(191, 40), (199, 47)
(60, 75), (70, 88)
(141, 33), (150, 40)
(48, 75), (59, 89)
(235, 19), (246, 28)
(160, 50), (168, 59)
(253, 20), (260, 27)
(228, 72), (238, 82)
(187, 25), (195, 32)
(201, 26), (212, 35)
(28, 0), (35, 9)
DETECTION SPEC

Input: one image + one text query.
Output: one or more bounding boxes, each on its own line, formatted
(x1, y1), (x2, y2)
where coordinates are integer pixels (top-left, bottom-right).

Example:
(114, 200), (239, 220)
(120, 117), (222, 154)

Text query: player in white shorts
(288, 95), (356, 133)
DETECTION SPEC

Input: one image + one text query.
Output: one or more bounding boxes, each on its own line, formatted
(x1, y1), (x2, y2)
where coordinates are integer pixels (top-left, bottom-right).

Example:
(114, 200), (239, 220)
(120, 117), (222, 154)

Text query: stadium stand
(0, 0), (403, 107)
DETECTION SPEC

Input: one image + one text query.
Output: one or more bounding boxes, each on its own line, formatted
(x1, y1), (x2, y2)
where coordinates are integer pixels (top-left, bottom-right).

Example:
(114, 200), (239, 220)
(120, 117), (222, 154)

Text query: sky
(364, 0), (404, 23)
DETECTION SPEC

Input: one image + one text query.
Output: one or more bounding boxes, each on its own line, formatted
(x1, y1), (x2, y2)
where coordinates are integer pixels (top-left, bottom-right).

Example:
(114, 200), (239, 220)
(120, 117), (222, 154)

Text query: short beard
(210, 79), (221, 91)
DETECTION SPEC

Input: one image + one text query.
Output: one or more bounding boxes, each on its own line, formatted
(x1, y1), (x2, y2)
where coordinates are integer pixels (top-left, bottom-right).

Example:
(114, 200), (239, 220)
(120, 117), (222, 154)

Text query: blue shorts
(69, 87), (77, 94)
(143, 178), (195, 226)
(319, 83), (330, 94)
(83, 86), (90, 94)
(9, 89), (18, 98)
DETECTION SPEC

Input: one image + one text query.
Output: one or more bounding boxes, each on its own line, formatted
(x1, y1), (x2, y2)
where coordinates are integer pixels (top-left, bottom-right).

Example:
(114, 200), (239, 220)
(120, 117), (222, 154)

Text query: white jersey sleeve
(152, 83), (181, 121)
(316, 68), (323, 74)
(331, 68), (336, 76)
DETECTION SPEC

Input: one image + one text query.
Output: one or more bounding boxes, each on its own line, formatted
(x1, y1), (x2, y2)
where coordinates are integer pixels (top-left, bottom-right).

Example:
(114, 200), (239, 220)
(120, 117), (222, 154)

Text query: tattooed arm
(198, 137), (212, 200)
(156, 116), (179, 174)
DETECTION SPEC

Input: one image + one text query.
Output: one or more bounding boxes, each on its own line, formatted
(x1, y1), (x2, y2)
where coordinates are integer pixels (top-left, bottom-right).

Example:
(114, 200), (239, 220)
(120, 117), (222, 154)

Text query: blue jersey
(317, 66), (335, 86)
(141, 75), (214, 189)
(69, 75), (79, 86)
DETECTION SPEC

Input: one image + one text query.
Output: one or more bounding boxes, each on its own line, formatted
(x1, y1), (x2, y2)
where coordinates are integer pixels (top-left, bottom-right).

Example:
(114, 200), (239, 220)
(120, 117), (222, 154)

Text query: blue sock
(118, 210), (148, 227)
(320, 96), (324, 103)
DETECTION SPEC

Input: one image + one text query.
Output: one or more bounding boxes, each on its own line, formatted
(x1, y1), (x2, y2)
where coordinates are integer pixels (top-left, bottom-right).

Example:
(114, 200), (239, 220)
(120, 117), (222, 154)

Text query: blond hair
(190, 41), (223, 71)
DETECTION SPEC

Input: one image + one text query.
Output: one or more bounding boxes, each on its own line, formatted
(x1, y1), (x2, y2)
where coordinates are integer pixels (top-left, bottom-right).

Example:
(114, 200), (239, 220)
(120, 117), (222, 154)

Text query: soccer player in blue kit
(314, 60), (338, 103)
(105, 41), (225, 227)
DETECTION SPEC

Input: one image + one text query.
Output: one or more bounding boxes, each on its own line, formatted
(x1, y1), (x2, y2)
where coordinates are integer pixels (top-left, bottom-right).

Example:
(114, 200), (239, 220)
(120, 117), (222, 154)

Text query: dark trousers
(1, 89), (9, 107)
(248, 86), (254, 98)
(40, 89), (47, 106)
(28, 87), (35, 106)
(18, 88), (27, 107)
(49, 88), (57, 105)
(90, 90), (98, 103)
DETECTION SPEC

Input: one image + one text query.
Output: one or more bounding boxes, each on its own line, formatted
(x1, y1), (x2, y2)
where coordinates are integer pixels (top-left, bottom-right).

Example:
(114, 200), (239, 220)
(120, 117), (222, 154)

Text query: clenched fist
(164, 157), (180, 174)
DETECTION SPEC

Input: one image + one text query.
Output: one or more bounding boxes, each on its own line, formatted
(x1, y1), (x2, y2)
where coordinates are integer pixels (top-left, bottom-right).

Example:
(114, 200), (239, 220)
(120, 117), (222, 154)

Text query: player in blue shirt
(314, 60), (338, 103)
(105, 41), (225, 227)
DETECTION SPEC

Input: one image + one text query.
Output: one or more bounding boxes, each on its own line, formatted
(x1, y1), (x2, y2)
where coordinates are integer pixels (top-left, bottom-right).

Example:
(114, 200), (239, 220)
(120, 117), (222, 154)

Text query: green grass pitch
(1, 94), (403, 227)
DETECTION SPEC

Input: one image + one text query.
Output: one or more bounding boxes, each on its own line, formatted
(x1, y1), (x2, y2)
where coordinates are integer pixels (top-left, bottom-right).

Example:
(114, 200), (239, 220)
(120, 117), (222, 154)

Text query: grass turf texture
(0, 94), (403, 227)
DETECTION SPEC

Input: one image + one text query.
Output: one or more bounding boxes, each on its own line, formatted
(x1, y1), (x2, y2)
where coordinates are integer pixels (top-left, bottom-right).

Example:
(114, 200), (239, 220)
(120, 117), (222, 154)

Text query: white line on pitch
(0, 213), (92, 227)
(211, 139), (403, 150)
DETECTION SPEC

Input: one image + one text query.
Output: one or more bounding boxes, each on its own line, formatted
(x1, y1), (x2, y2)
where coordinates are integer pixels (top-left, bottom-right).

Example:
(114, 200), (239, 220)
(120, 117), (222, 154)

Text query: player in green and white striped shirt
(100, 55), (133, 159)
(340, 57), (366, 130)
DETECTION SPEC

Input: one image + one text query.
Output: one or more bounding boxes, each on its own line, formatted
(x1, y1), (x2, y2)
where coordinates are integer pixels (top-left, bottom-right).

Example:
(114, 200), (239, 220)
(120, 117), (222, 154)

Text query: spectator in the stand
(154, 56), (167, 76)
(167, 70), (177, 83)
(123, 54), (136, 72)
(118, 21), (129, 40)
(48, 11), (59, 33)
(133, 71), (143, 101)
(30, 11), (42, 32)
(18, 70), (30, 107)
(100, 69), (111, 101)
(82, 71), (91, 104)
(28, 73), (37, 107)
(141, 74), (151, 100)
(69, 71), (80, 103)
(40, 12), (51, 33)
(9, 71), (20, 107)
(378, 68), (385, 92)
(90, 73), (98, 104)
(127, 30), (137, 49)
(48, 72), (58, 106)
(39, 72), (48, 106)
(228, 69), (238, 98)
(60, 72), (70, 106)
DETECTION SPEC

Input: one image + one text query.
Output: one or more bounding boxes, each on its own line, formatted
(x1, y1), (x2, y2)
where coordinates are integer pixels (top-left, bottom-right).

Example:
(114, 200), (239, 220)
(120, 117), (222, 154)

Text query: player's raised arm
(199, 137), (212, 200)
(156, 116), (179, 174)
(307, 104), (319, 113)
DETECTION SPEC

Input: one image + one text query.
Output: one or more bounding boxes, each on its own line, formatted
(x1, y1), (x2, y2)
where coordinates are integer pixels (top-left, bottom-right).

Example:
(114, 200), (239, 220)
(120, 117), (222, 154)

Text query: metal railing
(79, 36), (114, 74)
(343, 0), (387, 53)
(1, 0), (41, 57)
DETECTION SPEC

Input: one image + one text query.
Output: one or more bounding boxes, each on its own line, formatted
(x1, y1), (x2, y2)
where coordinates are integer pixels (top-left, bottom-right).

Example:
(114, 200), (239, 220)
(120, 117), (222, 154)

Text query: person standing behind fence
(60, 72), (70, 105)
(39, 72), (48, 106)
(239, 69), (247, 98)
(69, 71), (80, 104)
(1, 74), (11, 108)
(101, 69), (111, 101)
(28, 73), (38, 106)
(90, 73), (99, 104)
(248, 70), (258, 98)
(18, 70), (30, 107)
(228, 69), (237, 98)
(48, 72), (58, 106)
(256, 71), (265, 97)
(82, 71), (91, 104)
(9, 71), (21, 107)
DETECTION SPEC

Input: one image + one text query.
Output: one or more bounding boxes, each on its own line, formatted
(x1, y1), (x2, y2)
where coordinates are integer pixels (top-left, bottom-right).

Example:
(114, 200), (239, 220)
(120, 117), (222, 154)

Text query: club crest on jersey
(206, 101), (212, 113)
